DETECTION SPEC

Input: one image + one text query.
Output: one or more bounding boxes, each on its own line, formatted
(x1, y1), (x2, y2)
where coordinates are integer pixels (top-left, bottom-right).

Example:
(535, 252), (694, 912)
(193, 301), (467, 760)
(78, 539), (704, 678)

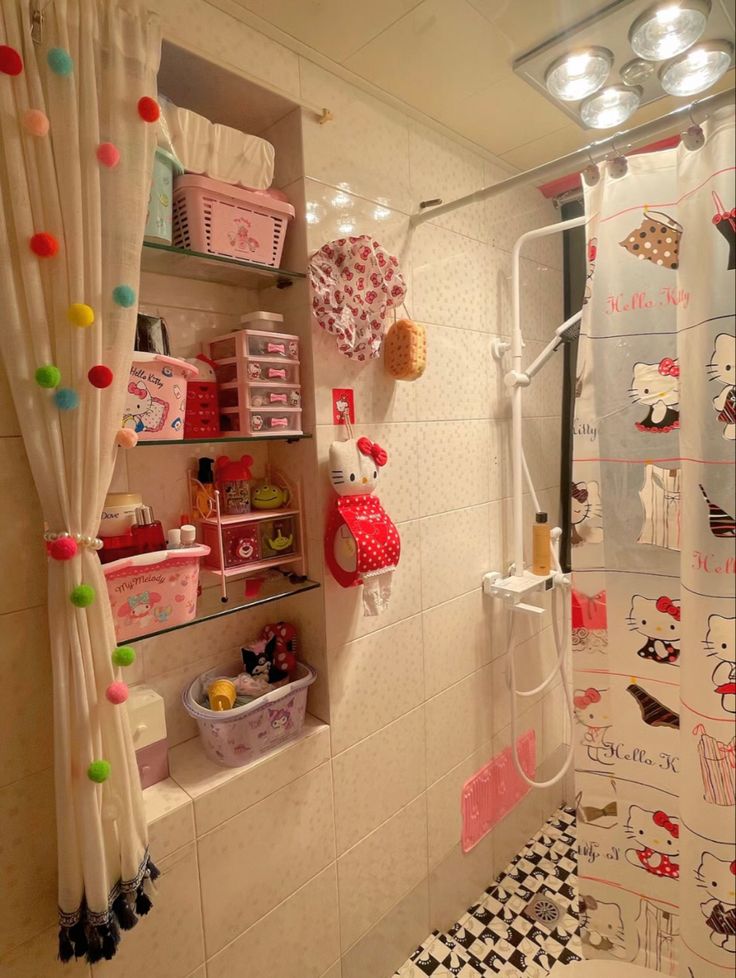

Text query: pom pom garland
(137, 96), (160, 122)
(88, 365), (113, 388)
(22, 109), (49, 136)
(30, 232), (59, 257)
(112, 646), (136, 667)
(67, 303), (95, 327)
(35, 365), (61, 388)
(96, 142), (120, 168)
(70, 584), (95, 608)
(48, 536), (78, 561)
(47, 48), (74, 76)
(53, 387), (79, 411)
(112, 284), (136, 308)
(0, 45), (23, 76)
(105, 681), (129, 704)
(87, 760), (111, 783)
(115, 428), (138, 448)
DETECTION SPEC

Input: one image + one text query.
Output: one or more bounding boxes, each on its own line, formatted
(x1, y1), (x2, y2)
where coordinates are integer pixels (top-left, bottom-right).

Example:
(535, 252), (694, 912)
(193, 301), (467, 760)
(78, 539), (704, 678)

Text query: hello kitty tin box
(104, 546), (210, 642)
(123, 353), (199, 442)
(183, 660), (316, 767)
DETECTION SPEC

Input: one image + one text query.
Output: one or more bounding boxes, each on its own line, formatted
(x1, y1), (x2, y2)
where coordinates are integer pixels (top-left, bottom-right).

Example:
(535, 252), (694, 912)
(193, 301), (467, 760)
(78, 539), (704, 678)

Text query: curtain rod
(410, 88), (736, 228)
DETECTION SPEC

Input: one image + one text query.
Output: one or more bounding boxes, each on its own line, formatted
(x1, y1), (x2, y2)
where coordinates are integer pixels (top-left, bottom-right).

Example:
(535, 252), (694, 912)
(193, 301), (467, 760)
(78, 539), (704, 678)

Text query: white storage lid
(239, 311), (284, 326)
(126, 685), (167, 749)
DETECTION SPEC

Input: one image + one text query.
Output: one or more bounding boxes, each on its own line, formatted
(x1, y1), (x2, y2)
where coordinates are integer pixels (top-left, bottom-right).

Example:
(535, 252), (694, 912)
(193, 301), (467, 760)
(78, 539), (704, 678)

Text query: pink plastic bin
(183, 660), (316, 767)
(103, 546), (210, 642)
(124, 353), (199, 442)
(172, 175), (295, 267)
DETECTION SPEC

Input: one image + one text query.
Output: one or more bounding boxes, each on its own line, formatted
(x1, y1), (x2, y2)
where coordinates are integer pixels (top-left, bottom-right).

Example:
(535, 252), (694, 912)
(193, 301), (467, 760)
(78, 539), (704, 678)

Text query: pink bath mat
(461, 730), (536, 853)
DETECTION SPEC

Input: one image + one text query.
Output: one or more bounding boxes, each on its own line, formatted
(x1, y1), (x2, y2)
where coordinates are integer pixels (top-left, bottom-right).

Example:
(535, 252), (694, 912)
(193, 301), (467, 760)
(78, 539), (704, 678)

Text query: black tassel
(147, 857), (160, 882)
(101, 925), (117, 960)
(69, 919), (88, 959)
(113, 892), (138, 931)
(86, 926), (104, 964)
(58, 927), (74, 963)
(135, 887), (153, 916)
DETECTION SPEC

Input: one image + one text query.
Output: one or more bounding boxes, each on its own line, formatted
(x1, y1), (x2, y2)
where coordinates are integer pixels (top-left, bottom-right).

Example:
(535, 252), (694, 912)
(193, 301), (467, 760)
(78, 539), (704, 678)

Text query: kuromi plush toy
(324, 435), (400, 616)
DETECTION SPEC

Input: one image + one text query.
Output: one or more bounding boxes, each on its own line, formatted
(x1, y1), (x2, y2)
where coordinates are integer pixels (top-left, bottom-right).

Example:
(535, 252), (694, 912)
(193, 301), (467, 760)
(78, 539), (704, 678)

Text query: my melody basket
(172, 174), (295, 267)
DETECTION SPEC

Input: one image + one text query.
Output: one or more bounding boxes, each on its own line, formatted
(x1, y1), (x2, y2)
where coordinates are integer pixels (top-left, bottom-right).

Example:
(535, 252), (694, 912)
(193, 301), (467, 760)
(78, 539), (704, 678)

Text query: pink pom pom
(106, 681), (129, 705)
(96, 142), (120, 168)
(23, 109), (50, 137)
(115, 428), (138, 448)
(48, 536), (78, 561)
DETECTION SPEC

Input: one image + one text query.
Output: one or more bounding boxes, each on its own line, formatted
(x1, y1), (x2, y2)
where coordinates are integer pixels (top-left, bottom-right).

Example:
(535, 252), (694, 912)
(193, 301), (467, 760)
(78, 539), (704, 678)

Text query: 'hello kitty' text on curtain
(571, 109), (735, 977)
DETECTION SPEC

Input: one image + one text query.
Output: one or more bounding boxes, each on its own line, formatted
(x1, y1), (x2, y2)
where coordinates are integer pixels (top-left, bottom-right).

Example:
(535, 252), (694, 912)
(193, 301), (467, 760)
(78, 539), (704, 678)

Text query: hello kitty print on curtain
(572, 108), (736, 977)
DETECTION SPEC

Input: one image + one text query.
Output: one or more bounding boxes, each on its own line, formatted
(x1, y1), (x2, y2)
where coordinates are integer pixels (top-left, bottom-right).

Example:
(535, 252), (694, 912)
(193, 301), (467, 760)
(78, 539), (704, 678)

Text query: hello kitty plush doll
(324, 435), (400, 616)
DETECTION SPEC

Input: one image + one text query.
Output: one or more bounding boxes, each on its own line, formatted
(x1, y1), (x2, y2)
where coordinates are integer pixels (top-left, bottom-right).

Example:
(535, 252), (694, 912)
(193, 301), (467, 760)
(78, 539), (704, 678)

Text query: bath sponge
(383, 318), (427, 381)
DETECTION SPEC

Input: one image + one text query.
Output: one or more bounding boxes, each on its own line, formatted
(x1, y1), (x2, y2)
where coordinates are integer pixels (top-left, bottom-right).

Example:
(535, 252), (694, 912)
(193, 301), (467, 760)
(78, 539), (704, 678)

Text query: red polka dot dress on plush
(325, 493), (400, 588)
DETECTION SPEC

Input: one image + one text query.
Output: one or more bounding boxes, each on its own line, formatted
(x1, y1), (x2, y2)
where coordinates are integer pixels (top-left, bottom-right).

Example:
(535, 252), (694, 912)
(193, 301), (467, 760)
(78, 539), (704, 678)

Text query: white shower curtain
(572, 109), (735, 977)
(0, 0), (160, 962)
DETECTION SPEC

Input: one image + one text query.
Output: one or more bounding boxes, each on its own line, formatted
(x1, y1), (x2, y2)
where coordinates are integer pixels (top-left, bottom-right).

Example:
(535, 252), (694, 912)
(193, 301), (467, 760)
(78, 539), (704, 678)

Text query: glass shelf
(121, 572), (320, 644)
(135, 432), (312, 446)
(141, 241), (306, 290)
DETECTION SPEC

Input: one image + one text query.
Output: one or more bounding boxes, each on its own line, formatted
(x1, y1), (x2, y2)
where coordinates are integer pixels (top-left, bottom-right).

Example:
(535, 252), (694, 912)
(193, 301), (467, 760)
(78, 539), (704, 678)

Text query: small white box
(126, 685), (167, 750)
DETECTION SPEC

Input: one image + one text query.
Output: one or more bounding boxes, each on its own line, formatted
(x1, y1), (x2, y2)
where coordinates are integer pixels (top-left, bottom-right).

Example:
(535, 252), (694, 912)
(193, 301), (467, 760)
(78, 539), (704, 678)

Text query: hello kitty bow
(658, 358), (680, 378)
(656, 596), (680, 621)
(574, 687), (601, 709)
(128, 380), (148, 397)
(357, 436), (387, 467)
(653, 810), (679, 838)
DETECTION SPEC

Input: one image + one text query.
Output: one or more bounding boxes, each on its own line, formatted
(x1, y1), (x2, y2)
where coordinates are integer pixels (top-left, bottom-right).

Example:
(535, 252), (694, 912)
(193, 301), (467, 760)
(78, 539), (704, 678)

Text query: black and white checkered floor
(396, 807), (582, 977)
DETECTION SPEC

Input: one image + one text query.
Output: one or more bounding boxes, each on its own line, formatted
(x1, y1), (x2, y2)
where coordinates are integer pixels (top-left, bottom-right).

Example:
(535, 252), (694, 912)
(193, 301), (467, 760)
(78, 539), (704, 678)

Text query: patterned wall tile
(341, 879), (429, 978)
(425, 665), (493, 784)
(143, 778), (195, 861)
(420, 504), (491, 610)
(423, 588), (492, 699)
(414, 325), (492, 422)
(418, 420), (491, 517)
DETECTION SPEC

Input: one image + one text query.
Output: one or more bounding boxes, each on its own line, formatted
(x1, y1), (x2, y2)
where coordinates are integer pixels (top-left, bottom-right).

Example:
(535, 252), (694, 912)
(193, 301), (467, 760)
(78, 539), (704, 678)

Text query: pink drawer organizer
(172, 175), (295, 268)
(204, 329), (303, 437)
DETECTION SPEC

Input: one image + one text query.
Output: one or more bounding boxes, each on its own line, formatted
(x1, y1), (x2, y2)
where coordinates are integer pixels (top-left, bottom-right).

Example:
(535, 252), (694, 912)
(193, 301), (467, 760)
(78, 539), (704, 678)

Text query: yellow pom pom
(67, 303), (95, 328)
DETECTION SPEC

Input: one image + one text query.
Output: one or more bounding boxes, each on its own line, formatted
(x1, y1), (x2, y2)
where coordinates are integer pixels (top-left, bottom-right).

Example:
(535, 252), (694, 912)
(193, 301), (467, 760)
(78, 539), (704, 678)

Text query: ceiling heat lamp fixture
(512, 0), (734, 130)
(659, 38), (734, 93)
(629, 0), (711, 60)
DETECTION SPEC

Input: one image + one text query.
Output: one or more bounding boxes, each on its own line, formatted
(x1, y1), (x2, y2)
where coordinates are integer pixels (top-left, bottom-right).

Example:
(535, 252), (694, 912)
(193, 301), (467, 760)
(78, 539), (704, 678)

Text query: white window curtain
(0, 0), (161, 962)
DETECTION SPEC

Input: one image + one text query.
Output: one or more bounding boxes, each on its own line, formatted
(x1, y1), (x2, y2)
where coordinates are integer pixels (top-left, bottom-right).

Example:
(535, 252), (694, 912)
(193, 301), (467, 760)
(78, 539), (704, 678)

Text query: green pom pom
(35, 364), (61, 389)
(70, 584), (95, 608)
(87, 759), (111, 783)
(47, 48), (73, 76)
(112, 284), (136, 308)
(112, 645), (136, 667)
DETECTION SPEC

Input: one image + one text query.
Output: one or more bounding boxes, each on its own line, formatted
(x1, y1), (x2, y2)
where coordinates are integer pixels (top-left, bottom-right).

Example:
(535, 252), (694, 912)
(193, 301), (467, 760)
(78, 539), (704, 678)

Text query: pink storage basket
(124, 353), (198, 442)
(104, 546), (210, 642)
(172, 175), (295, 267)
(183, 660), (316, 767)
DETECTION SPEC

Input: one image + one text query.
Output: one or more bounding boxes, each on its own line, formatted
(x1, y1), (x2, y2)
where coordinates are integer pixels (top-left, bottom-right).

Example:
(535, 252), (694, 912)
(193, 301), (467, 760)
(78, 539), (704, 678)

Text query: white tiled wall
(0, 6), (571, 978)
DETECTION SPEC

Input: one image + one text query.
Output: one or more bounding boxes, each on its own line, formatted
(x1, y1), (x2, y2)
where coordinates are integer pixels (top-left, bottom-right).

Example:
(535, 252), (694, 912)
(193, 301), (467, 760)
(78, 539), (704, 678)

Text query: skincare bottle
(131, 505), (166, 554)
(532, 512), (551, 576)
(166, 528), (182, 550)
(180, 524), (197, 547)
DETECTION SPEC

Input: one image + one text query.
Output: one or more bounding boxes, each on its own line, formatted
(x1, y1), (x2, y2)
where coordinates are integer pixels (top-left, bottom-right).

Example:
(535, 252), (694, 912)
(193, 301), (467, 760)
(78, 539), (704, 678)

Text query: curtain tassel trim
(57, 852), (160, 963)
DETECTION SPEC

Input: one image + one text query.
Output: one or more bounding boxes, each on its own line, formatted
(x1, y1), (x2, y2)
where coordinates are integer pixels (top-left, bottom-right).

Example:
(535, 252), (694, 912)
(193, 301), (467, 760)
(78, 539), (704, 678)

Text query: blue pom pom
(53, 387), (79, 411)
(112, 284), (136, 308)
(47, 48), (73, 76)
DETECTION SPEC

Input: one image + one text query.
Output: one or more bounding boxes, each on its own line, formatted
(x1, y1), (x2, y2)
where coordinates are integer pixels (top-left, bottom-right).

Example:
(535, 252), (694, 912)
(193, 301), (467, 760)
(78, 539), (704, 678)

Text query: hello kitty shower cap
(309, 235), (407, 361)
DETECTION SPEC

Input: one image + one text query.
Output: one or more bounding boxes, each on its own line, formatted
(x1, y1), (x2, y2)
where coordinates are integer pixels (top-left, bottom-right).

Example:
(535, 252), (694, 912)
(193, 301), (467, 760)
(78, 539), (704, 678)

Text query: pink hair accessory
(270, 417), (289, 428)
(653, 810), (679, 838)
(656, 596), (680, 621)
(357, 436), (388, 467)
(128, 380), (147, 397)
(268, 368), (286, 380)
(574, 687), (601, 709)
(267, 342), (285, 355)
(269, 393), (287, 404)
(658, 358), (680, 378)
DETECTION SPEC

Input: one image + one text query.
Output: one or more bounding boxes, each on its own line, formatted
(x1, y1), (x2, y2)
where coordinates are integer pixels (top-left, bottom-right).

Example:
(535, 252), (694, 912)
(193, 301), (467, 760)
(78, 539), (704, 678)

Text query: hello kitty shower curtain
(572, 109), (735, 977)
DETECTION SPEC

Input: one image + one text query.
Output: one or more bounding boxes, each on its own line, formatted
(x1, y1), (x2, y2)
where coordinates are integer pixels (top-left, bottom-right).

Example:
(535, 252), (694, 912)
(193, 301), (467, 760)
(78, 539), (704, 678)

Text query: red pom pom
(48, 536), (78, 561)
(137, 96), (160, 123)
(96, 142), (120, 168)
(30, 232), (59, 258)
(105, 681), (129, 704)
(88, 365), (113, 388)
(0, 45), (23, 76)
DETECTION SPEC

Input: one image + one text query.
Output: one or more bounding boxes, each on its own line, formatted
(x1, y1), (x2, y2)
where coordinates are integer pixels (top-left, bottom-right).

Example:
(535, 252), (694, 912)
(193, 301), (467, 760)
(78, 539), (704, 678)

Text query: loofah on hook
(383, 318), (427, 381)
(35, 365), (61, 388)
(115, 428), (138, 448)
(0, 45), (23, 76)
(48, 537), (78, 561)
(88, 365), (113, 388)
(30, 232), (59, 257)
(22, 109), (49, 136)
